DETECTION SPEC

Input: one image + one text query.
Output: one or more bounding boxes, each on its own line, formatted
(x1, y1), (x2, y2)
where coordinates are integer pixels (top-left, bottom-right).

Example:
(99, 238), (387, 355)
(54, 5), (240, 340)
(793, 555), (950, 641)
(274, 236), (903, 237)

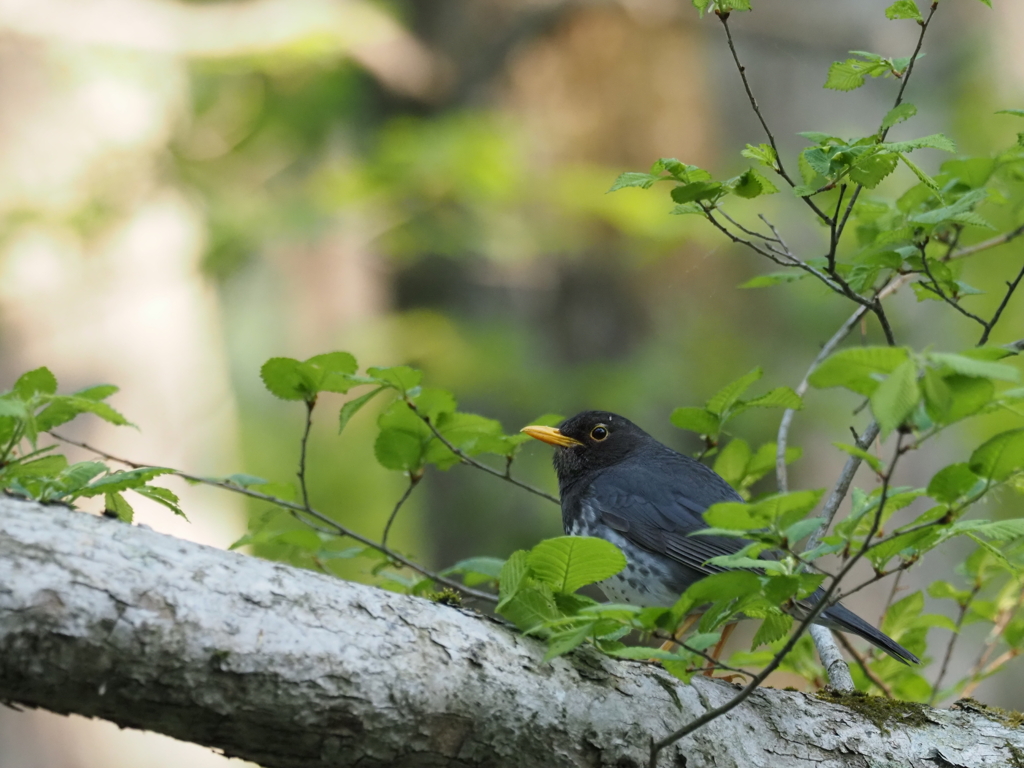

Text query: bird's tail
(814, 598), (920, 665)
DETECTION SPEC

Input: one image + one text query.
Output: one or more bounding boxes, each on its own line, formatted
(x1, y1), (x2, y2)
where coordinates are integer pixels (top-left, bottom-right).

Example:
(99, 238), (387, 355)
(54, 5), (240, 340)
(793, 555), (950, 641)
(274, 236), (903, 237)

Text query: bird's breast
(566, 501), (686, 608)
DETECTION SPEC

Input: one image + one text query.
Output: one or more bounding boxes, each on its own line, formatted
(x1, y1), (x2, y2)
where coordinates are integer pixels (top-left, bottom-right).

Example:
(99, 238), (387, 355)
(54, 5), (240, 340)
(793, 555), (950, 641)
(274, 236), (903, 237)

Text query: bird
(520, 410), (920, 665)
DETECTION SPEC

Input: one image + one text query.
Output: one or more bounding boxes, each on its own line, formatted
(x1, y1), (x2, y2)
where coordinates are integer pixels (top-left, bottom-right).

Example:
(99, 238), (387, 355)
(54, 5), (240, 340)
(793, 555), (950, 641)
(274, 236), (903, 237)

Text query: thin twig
(929, 583), (981, 706)
(834, 2), (938, 245)
(47, 432), (499, 603)
(776, 306), (869, 492)
(298, 399), (315, 510)
(919, 252), (988, 328)
(950, 223), (1024, 260)
(647, 434), (905, 766)
(978, 260), (1024, 346)
(382, 475), (421, 548)
(404, 400), (560, 505)
(716, 12), (833, 226)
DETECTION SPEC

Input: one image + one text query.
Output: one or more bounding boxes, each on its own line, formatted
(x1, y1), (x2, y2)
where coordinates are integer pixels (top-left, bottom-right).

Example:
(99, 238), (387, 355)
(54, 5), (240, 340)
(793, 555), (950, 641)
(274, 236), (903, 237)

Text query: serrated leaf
(753, 611), (792, 647)
(898, 153), (941, 193)
(498, 550), (529, 605)
(707, 368), (762, 416)
(104, 491), (134, 522)
(13, 367), (58, 399)
(833, 442), (883, 474)
(132, 484), (186, 518)
(528, 536), (627, 595)
(825, 60), (869, 92)
(367, 365), (423, 394)
(928, 353), (1020, 382)
(670, 407), (720, 435)
(927, 463), (981, 503)
(374, 427), (425, 472)
(260, 357), (317, 401)
(497, 584), (558, 633)
(743, 387), (802, 410)
(882, 103), (918, 130)
(671, 181), (723, 204)
(739, 271), (807, 289)
(36, 396), (132, 431)
(870, 359), (921, 437)
(969, 429), (1024, 481)
(885, 134), (956, 154)
(885, 0), (922, 21)
(731, 168), (779, 199)
(809, 346), (910, 396)
(77, 467), (174, 496)
(608, 172), (661, 192)
(713, 438), (751, 488)
(543, 622), (594, 661)
(338, 386), (387, 435)
(850, 152), (899, 188)
(740, 143), (778, 168)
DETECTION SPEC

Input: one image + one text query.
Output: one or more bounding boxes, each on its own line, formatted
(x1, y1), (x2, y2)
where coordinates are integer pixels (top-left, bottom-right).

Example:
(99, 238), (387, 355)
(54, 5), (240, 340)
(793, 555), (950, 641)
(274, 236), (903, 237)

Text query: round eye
(590, 425), (609, 441)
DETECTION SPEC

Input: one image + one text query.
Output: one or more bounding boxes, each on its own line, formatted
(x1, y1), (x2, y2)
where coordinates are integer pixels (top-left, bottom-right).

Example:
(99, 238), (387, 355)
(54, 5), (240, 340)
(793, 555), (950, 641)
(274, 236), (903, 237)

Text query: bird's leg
(702, 622), (737, 677)
(659, 613), (700, 652)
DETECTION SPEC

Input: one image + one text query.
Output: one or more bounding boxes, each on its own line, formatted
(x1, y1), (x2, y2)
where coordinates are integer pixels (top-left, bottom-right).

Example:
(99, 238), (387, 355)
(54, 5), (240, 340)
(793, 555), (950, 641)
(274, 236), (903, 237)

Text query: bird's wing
(585, 456), (749, 577)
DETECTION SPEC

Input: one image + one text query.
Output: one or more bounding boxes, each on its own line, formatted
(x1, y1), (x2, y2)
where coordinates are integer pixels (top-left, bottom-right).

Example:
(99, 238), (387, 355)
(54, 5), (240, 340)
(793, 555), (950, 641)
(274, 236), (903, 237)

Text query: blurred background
(1, 0), (1023, 765)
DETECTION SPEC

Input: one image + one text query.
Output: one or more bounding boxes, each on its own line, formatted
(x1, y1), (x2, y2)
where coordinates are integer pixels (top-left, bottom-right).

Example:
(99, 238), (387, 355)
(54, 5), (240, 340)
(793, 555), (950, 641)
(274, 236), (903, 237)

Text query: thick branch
(3, 497), (1024, 767)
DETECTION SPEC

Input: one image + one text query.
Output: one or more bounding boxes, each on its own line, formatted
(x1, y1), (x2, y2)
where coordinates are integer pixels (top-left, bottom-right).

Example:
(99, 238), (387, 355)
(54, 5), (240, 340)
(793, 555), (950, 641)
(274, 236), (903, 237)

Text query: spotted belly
(568, 516), (683, 607)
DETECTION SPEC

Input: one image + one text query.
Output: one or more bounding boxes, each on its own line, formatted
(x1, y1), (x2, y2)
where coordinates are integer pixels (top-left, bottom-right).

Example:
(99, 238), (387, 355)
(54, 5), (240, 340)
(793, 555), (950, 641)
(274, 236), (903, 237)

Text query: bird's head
(520, 410), (652, 486)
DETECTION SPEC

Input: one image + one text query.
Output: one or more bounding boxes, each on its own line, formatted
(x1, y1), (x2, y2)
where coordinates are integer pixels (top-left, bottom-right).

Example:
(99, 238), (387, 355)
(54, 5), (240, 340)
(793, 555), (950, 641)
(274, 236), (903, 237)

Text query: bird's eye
(590, 425), (609, 441)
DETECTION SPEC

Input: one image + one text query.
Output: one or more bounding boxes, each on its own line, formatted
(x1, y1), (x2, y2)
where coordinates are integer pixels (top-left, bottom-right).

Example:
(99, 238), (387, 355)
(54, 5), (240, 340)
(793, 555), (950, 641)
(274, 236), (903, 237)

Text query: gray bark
(0, 496), (1021, 768)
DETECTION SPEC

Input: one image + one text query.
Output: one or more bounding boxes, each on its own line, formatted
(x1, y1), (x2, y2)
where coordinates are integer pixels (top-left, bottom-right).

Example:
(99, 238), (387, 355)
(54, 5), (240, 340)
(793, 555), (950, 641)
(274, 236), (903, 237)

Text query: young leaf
(498, 550), (529, 605)
(368, 366), (423, 395)
(833, 442), (883, 474)
(260, 357), (317, 401)
(132, 484), (186, 518)
(104, 491), (134, 522)
(305, 352), (358, 393)
(870, 359), (921, 436)
(928, 353), (1020, 383)
(338, 387), (387, 435)
(528, 536), (627, 595)
(809, 346), (909, 396)
(608, 172), (661, 192)
(670, 407), (720, 435)
(13, 368), (58, 399)
(881, 103), (918, 131)
(707, 368), (762, 416)
(743, 387), (802, 410)
(969, 429), (1024, 481)
(927, 463), (981, 503)
(713, 438), (751, 488)
(885, 0), (922, 22)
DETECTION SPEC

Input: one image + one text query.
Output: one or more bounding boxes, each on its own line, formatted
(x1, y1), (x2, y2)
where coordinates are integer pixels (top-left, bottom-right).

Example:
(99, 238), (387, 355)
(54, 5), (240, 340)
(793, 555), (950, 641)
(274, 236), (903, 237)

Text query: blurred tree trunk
(1, 497), (1022, 768)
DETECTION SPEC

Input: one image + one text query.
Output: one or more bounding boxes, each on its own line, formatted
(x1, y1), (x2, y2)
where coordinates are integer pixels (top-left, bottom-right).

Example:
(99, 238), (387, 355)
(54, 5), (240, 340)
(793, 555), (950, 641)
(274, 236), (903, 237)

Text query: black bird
(521, 410), (919, 665)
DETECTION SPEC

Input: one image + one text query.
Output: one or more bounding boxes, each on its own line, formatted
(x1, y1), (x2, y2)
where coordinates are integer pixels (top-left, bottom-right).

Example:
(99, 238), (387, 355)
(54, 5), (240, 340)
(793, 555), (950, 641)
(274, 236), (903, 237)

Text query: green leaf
(498, 550), (529, 605)
(707, 368), (762, 416)
(927, 580), (972, 605)
(885, 0), (922, 21)
(702, 502), (761, 531)
(412, 388), (458, 421)
(671, 181), (723, 204)
(528, 537), (627, 595)
(6, 454), (67, 479)
(368, 365), (423, 394)
(944, 375), (994, 422)
(13, 367), (58, 399)
(104, 491), (134, 522)
(338, 387), (387, 434)
(543, 622), (594, 661)
(969, 429), (1024, 481)
(752, 611), (792, 647)
(849, 152), (899, 188)
(374, 427), (425, 472)
(927, 463), (981, 503)
(881, 103), (918, 131)
(608, 172), (661, 192)
(740, 143), (778, 169)
(132, 484), (186, 518)
(260, 357), (317, 401)
(809, 346), (909, 396)
(825, 60), (872, 92)
(497, 584), (558, 633)
(731, 168), (779, 199)
(739, 271), (807, 289)
(833, 442), (883, 474)
(670, 407), (720, 435)
(928, 353), (1020, 382)
(744, 442), (800, 484)
(35, 396), (132, 431)
(743, 387), (802, 410)
(713, 438), (751, 488)
(870, 359), (921, 436)
(441, 556), (506, 586)
(77, 467), (174, 496)
(884, 134), (956, 154)
(898, 153), (941, 193)
(305, 352), (358, 393)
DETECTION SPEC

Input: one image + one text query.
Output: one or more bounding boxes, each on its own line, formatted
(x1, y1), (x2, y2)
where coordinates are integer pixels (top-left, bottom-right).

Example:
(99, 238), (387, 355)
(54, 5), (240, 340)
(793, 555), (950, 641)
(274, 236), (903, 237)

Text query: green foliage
(0, 368), (180, 519)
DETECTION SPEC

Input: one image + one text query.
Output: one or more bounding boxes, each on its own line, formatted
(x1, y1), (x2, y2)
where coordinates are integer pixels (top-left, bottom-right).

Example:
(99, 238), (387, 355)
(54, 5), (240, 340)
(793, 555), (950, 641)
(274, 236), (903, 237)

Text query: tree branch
(4, 496), (1024, 768)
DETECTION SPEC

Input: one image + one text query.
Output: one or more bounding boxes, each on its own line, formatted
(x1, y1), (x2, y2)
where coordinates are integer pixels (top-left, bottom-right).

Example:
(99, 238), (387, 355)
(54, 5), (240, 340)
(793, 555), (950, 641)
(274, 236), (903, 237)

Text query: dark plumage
(522, 410), (919, 665)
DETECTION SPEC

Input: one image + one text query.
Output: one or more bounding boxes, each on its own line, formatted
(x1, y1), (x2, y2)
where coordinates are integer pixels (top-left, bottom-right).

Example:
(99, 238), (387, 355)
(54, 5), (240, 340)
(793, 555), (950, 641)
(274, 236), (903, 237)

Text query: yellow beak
(520, 425), (583, 448)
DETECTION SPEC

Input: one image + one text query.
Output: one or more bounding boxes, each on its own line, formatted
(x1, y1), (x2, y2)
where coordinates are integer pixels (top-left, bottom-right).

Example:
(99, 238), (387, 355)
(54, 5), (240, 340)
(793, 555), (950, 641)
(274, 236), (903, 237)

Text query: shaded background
(1, 0), (1023, 765)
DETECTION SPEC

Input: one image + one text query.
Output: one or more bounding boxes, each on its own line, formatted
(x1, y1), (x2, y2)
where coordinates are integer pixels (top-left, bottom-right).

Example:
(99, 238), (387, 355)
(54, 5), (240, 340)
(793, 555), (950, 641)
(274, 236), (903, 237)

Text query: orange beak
(520, 425), (583, 448)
